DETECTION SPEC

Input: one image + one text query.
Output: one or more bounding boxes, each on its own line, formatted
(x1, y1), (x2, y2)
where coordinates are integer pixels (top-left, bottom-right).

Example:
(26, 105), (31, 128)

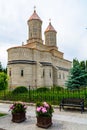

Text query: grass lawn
(0, 113), (7, 117)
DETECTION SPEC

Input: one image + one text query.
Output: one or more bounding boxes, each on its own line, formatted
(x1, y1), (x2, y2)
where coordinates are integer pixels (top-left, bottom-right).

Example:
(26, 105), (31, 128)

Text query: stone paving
(0, 103), (87, 130)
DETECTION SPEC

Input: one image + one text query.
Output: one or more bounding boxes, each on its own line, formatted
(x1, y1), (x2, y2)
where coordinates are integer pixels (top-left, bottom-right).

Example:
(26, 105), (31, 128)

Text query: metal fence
(0, 87), (87, 107)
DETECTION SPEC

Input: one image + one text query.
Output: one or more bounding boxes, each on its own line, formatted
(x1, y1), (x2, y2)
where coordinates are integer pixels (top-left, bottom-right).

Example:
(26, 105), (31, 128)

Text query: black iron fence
(0, 87), (87, 107)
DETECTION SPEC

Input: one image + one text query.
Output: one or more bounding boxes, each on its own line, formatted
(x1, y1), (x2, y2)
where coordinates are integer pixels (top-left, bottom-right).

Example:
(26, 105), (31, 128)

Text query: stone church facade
(7, 9), (71, 89)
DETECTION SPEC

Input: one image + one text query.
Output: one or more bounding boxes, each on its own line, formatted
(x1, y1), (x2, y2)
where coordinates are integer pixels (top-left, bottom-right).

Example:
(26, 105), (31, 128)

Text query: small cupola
(44, 20), (57, 47)
(45, 21), (56, 33)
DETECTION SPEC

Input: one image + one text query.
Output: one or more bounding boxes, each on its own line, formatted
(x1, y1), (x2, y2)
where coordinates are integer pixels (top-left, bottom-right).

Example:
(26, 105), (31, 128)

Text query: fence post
(28, 85), (31, 101)
(4, 89), (6, 100)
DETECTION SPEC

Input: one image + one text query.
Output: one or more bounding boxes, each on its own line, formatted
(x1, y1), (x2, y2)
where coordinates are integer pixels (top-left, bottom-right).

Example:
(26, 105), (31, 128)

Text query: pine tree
(65, 59), (87, 90)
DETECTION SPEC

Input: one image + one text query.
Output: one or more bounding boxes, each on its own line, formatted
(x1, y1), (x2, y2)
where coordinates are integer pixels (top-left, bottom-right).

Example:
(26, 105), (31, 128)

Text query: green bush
(12, 86), (28, 94)
(36, 87), (50, 92)
(51, 86), (64, 91)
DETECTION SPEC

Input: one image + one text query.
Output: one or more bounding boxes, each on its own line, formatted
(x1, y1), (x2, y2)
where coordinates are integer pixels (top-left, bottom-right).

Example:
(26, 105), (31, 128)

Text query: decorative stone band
(40, 62), (52, 66)
(57, 66), (69, 72)
(8, 60), (36, 65)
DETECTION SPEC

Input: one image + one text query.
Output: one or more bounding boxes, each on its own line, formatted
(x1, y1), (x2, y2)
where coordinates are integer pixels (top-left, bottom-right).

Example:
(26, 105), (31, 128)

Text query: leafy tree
(0, 72), (8, 90)
(3, 67), (7, 74)
(65, 58), (87, 90)
(0, 62), (3, 72)
(0, 62), (7, 73)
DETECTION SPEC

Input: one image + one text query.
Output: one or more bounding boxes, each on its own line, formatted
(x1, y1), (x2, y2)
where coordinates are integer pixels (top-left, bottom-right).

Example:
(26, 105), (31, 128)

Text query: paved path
(0, 103), (87, 130)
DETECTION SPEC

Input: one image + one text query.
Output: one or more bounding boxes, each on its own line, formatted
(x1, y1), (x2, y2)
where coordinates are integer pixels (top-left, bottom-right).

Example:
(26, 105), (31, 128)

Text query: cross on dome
(34, 6), (36, 11)
(49, 19), (51, 23)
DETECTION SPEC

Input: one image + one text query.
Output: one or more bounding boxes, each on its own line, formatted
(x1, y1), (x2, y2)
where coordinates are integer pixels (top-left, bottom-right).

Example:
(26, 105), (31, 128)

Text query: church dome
(45, 22), (56, 33)
(44, 21), (57, 47)
(28, 10), (42, 22)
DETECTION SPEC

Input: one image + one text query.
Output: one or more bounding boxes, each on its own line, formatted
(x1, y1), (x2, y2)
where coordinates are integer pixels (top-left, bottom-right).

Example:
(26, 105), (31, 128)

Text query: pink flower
(43, 102), (49, 108)
(36, 107), (42, 112)
(10, 104), (14, 110)
(41, 107), (47, 113)
(24, 105), (27, 109)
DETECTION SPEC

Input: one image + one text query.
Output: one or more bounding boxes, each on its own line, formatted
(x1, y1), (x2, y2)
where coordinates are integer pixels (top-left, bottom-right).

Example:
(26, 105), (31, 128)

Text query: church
(7, 9), (71, 89)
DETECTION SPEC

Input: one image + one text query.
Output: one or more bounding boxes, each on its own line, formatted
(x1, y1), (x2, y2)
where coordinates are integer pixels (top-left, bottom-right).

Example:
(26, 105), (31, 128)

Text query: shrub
(36, 87), (50, 92)
(12, 86), (28, 94)
(51, 86), (64, 91)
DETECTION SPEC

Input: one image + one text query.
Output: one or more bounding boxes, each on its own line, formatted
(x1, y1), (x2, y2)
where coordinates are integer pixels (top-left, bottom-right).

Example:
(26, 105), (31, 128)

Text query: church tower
(44, 21), (57, 48)
(27, 8), (43, 44)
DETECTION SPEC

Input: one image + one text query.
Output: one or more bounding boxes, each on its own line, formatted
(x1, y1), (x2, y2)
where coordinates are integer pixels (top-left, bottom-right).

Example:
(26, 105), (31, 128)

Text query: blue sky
(0, 0), (87, 67)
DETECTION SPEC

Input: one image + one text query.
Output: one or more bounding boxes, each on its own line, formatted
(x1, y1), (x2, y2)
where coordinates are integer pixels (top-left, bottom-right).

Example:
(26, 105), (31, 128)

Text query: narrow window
(50, 69), (51, 78)
(9, 69), (11, 76)
(59, 72), (61, 79)
(63, 73), (65, 79)
(21, 70), (24, 77)
(31, 33), (32, 37)
(43, 69), (45, 77)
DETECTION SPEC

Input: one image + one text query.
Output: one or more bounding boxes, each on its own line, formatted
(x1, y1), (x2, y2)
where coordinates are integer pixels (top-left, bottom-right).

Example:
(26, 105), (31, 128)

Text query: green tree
(86, 60), (87, 71)
(80, 61), (85, 70)
(0, 62), (7, 73)
(0, 72), (8, 90)
(79, 60), (87, 86)
(0, 62), (3, 72)
(65, 58), (87, 90)
(3, 67), (7, 74)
